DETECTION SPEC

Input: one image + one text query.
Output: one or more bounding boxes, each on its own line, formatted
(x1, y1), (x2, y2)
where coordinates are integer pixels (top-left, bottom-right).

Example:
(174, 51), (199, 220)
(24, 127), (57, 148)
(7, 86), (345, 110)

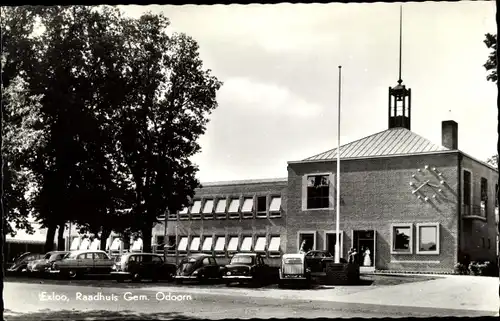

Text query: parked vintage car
(7, 253), (44, 274)
(27, 251), (69, 274)
(222, 252), (278, 286)
(174, 253), (223, 283)
(305, 250), (334, 273)
(50, 250), (114, 279)
(278, 253), (311, 287)
(111, 253), (177, 282)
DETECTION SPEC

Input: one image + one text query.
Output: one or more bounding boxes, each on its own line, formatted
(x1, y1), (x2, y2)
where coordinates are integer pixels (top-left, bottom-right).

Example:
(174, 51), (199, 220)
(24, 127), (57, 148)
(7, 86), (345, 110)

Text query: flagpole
(335, 66), (342, 264)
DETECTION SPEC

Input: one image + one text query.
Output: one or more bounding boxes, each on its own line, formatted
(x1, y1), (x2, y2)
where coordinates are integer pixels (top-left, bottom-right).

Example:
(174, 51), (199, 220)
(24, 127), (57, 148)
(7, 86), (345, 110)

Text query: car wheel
(68, 270), (78, 279)
(132, 273), (141, 282)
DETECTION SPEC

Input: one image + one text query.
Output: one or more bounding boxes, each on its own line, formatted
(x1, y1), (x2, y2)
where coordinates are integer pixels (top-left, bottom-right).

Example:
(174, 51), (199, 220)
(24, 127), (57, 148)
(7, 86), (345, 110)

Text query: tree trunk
(100, 227), (111, 251)
(57, 223), (65, 250)
(44, 224), (57, 253)
(123, 232), (131, 252)
(142, 225), (152, 253)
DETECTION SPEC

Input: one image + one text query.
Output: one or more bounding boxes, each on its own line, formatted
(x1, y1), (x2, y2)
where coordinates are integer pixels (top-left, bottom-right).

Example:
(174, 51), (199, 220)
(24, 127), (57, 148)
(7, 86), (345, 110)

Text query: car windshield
(66, 252), (79, 259)
(230, 256), (253, 264)
(44, 253), (52, 260)
(50, 253), (65, 260)
(184, 257), (198, 263)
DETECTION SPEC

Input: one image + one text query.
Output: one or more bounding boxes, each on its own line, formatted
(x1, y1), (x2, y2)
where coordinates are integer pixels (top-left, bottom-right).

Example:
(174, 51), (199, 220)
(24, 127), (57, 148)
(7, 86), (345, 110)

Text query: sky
(119, 2), (497, 183)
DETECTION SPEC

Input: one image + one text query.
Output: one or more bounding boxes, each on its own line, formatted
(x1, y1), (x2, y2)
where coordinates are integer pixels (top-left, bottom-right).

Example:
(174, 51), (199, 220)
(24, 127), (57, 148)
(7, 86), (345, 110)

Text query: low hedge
(454, 261), (499, 277)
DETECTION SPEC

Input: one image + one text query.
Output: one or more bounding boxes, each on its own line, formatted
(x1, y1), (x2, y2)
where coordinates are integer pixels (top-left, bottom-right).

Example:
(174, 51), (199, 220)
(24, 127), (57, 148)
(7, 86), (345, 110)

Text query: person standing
(363, 247), (372, 266)
(348, 247), (358, 264)
(299, 240), (307, 254)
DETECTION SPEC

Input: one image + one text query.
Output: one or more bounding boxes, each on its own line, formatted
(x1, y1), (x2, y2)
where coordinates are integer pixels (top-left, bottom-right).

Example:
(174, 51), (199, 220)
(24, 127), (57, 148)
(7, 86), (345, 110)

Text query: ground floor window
(214, 236), (226, 256)
(297, 231), (316, 253)
(189, 236), (201, 253)
(268, 236), (281, 257)
(178, 236), (188, 254)
(416, 223), (439, 255)
(254, 236), (266, 252)
(324, 231), (344, 259)
(227, 236), (239, 253)
(240, 236), (252, 251)
(166, 236), (176, 256)
(391, 223), (413, 254)
(202, 236), (213, 252)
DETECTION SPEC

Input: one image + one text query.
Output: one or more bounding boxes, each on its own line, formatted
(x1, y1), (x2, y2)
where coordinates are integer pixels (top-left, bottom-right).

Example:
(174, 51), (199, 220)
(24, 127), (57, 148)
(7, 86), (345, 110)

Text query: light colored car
(278, 253), (311, 287)
(50, 250), (114, 279)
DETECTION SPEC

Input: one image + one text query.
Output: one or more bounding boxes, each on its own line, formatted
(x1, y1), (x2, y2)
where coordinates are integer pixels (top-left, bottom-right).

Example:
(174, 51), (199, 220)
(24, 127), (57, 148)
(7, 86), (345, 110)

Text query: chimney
(442, 120), (458, 150)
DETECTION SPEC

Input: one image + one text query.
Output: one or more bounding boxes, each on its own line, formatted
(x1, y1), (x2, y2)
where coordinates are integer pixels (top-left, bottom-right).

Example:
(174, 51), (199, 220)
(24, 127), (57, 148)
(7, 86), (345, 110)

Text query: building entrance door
(352, 230), (376, 272)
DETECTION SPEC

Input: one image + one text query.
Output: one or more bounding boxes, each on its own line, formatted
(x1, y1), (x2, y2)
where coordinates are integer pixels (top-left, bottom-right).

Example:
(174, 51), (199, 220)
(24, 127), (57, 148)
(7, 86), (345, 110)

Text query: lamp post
(334, 66), (342, 264)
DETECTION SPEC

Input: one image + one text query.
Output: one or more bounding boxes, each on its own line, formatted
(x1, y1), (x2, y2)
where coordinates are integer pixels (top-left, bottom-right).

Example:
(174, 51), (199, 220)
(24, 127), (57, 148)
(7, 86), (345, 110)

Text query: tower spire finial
(398, 5), (403, 85)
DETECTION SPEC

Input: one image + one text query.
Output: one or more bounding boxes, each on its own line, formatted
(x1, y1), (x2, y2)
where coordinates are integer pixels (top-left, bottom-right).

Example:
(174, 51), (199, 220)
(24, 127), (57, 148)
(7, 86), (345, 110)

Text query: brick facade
(287, 152), (463, 273)
(148, 151), (497, 273)
(460, 154), (498, 262)
(153, 179), (287, 266)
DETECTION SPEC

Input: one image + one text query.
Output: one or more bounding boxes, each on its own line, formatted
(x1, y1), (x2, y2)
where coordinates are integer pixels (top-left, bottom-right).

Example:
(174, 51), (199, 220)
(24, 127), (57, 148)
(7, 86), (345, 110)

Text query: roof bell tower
(388, 5), (411, 130)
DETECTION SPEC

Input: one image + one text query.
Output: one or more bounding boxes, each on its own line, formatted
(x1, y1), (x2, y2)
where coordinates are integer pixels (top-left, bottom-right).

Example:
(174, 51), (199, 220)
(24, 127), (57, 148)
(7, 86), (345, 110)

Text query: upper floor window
(202, 199), (214, 219)
(190, 200), (202, 219)
(496, 184), (499, 208)
(463, 170), (472, 214)
(241, 197), (254, 219)
(307, 175), (330, 209)
(215, 199), (227, 219)
(179, 207), (189, 220)
(480, 178), (487, 218)
(256, 196), (267, 218)
(269, 196), (282, 217)
(228, 198), (240, 219)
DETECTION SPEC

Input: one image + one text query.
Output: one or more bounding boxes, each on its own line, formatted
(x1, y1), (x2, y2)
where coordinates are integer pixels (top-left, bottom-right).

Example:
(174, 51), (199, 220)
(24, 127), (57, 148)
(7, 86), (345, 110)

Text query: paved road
(4, 278), (497, 320)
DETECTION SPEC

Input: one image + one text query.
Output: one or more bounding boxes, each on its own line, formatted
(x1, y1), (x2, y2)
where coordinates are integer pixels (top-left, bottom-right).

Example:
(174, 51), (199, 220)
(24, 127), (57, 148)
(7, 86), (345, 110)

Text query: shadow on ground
(4, 309), (195, 321)
(4, 272), (439, 290)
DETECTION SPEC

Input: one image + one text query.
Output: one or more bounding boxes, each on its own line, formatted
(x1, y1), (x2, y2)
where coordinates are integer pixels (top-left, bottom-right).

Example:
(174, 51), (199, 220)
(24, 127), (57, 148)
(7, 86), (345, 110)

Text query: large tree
(1, 6), (47, 236)
(2, 6), (221, 253)
(484, 33), (497, 83)
(112, 13), (222, 252)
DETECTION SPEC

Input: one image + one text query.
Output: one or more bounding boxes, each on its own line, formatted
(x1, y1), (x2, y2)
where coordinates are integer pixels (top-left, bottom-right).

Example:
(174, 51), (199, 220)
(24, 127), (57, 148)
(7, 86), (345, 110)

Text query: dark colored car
(222, 252), (278, 286)
(51, 250), (114, 279)
(305, 250), (334, 273)
(27, 251), (69, 274)
(111, 253), (177, 282)
(174, 253), (223, 283)
(7, 253), (44, 274)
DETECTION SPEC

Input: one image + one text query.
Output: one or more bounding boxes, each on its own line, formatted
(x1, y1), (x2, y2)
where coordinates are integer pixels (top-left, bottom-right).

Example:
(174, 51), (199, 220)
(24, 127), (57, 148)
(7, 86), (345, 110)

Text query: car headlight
(226, 271), (231, 276)
(192, 270), (198, 276)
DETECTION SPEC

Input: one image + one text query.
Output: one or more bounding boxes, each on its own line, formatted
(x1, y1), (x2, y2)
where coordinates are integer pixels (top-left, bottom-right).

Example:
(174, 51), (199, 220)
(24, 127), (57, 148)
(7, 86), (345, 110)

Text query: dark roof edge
(200, 177), (288, 187)
(289, 150), (499, 173)
(288, 150), (460, 165)
(460, 151), (498, 173)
